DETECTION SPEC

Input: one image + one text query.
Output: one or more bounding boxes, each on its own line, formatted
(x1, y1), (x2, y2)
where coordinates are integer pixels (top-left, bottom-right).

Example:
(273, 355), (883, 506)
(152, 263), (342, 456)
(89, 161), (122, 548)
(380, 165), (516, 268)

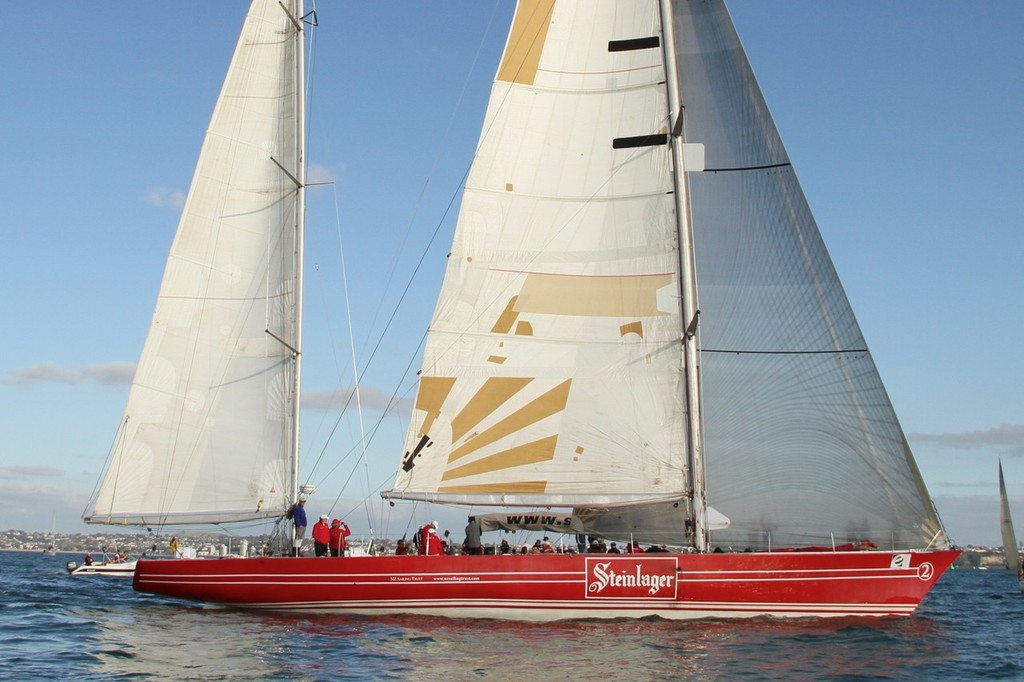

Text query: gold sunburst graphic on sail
(410, 270), (672, 492)
(413, 376), (571, 494)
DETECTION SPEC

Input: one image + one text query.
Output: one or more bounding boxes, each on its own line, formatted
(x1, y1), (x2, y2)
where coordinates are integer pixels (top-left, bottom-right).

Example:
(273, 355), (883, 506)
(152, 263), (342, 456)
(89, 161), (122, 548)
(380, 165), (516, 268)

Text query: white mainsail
(390, 1), (686, 509)
(999, 461), (1020, 573)
(387, 0), (948, 552)
(84, 0), (306, 526)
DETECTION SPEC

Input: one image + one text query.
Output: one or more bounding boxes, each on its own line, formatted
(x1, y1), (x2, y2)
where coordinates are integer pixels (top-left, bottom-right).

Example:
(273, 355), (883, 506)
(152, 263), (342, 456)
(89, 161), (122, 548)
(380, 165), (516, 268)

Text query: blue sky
(1, 1), (1021, 546)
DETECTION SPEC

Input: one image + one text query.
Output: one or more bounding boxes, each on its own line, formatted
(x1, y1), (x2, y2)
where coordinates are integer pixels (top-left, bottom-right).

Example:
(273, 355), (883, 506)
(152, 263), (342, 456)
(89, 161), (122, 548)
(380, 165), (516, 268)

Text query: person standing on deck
(312, 514), (331, 557)
(465, 516), (482, 555)
(419, 522), (444, 555)
(329, 518), (351, 557)
(290, 496), (308, 556)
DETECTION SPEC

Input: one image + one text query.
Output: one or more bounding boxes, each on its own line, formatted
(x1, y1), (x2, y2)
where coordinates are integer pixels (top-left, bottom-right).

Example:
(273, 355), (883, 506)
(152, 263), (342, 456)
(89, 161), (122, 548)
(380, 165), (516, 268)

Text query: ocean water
(3, 551), (1021, 681)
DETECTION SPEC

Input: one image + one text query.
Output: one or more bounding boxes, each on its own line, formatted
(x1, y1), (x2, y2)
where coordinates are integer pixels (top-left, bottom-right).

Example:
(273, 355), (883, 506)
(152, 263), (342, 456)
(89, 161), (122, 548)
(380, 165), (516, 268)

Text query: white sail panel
(671, 1), (946, 549)
(390, 0), (688, 505)
(85, 0), (303, 526)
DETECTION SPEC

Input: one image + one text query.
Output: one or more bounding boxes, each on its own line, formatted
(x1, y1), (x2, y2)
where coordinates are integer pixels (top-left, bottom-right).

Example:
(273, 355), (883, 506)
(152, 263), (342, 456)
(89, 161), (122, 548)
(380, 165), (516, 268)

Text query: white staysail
(999, 461), (1020, 573)
(84, 0), (306, 526)
(386, 0), (949, 552)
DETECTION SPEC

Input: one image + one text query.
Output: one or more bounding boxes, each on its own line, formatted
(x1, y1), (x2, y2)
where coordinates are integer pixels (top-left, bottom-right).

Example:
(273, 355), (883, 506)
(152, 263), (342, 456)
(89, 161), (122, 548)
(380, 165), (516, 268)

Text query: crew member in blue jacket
(291, 496), (308, 556)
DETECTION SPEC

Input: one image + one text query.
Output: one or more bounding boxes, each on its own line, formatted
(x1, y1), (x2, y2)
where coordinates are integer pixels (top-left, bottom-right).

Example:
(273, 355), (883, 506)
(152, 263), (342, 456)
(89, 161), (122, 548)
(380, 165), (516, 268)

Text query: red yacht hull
(133, 549), (958, 621)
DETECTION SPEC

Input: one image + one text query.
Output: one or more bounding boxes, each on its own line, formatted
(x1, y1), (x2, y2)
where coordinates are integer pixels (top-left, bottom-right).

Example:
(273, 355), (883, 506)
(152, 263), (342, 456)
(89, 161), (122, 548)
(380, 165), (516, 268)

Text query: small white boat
(66, 556), (137, 577)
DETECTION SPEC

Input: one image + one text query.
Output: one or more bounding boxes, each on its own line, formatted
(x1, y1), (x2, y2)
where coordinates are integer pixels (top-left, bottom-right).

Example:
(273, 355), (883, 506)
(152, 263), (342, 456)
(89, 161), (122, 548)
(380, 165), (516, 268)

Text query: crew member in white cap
(418, 521), (444, 556)
(312, 513), (331, 557)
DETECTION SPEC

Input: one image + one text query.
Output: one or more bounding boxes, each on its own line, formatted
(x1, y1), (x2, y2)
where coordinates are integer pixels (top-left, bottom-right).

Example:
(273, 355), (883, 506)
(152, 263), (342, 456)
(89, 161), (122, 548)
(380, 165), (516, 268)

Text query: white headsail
(85, 0), (306, 526)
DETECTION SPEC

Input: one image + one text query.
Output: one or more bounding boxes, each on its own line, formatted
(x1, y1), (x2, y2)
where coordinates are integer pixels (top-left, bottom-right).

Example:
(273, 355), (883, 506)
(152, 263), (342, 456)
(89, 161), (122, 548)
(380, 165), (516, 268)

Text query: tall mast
(658, 0), (708, 552)
(287, 0), (306, 504)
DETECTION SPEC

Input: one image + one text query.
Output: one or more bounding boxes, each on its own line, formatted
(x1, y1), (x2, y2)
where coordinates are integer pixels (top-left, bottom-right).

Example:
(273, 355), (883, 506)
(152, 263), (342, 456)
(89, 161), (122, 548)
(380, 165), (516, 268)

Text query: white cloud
(932, 493), (1012, 548)
(3, 362), (82, 384)
(83, 362), (136, 385)
(302, 385), (409, 416)
(144, 186), (186, 210)
(909, 424), (1024, 457)
(0, 465), (63, 480)
(306, 162), (338, 188)
(2, 362), (135, 386)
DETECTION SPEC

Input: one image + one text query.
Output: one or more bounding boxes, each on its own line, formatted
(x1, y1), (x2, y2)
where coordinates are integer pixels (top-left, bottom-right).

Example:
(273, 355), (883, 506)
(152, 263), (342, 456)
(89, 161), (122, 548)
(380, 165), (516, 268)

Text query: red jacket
(312, 519), (331, 544)
(419, 525), (444, 555)
(329, 521), (351, 551)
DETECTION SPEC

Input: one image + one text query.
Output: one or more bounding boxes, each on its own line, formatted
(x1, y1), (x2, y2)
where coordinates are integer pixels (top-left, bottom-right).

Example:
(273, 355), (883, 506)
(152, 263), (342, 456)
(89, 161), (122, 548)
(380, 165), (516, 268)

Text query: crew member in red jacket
(329, 518), (351, 557)
(419, 522), (444, 555)
(312, 514), (331, 557)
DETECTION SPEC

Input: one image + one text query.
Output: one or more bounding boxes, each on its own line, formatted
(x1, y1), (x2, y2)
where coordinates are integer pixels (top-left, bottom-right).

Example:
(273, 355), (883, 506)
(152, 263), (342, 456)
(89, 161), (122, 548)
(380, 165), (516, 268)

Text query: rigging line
(306, 317), (425, 517)
(311, 163), (466, 473)
(334, 181), (376, 538)
(702, 347), (869, 355)
(351, 164), (467, 392)
(302, 0), (318, 166)
(311, 335), (427, 538)
(343, 1), (504, 384)
(302, 257), (354, 474)
(310, 3), (580, 506)
(324, 461), (421, 545)
(83, 416), (130, 521)
(301, 188), (359, 478)
(318, 3), (504, 461)
(339, 466), (398, 518)
(303, 186), (436, 478)
(312, 340), (423, 491)
(317, 380), (426, 534)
